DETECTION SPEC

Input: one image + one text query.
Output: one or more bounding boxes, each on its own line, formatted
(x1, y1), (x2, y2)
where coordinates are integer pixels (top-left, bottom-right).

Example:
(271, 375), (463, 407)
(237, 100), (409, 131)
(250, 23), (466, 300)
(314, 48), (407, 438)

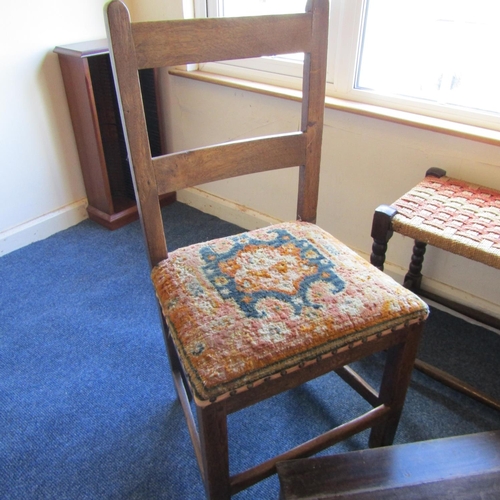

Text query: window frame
(193, 0), (500, 132)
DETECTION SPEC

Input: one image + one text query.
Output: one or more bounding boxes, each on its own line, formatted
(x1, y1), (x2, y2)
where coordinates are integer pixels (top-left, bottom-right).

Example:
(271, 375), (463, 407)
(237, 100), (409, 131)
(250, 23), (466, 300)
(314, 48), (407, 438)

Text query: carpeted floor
(1, 202), (499, 499)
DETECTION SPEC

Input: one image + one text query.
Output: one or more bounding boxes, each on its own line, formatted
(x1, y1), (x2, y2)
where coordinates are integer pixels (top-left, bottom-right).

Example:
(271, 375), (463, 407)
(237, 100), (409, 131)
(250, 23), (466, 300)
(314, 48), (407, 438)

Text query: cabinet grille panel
(88, 55), (135, 202)
(139, 69), (163, 158)
(88, 57), (164, 203)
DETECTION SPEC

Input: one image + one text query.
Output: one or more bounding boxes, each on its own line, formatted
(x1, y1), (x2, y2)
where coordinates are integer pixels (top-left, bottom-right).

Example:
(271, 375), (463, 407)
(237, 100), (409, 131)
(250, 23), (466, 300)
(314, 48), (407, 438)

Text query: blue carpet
(1, 202), (499, 499)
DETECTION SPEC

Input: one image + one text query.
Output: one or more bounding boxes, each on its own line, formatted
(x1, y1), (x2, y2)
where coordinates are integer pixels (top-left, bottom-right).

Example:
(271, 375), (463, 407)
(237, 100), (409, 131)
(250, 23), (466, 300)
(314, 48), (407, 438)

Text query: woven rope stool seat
(152, 221), (428, 405)
(370, 167), (500, 413)
(391, 173), (500, 270)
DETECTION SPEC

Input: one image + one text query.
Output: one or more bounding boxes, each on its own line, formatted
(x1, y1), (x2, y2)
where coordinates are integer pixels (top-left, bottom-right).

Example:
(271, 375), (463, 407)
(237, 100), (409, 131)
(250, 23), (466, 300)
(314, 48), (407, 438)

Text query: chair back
(105, 0), (329, 266)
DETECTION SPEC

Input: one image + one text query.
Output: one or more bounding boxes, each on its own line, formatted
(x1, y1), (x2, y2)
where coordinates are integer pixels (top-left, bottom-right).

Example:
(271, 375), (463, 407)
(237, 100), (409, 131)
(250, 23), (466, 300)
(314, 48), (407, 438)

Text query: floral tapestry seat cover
(152, 221), (429, 405)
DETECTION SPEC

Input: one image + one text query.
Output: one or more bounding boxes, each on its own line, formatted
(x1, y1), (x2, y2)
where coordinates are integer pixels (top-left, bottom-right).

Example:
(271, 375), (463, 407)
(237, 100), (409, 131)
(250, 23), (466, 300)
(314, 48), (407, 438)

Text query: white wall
(128, 0), (185, 21)
(165, 75), (500, 318)
(0, 0), (112, 255)
(0, 0), (189, 256)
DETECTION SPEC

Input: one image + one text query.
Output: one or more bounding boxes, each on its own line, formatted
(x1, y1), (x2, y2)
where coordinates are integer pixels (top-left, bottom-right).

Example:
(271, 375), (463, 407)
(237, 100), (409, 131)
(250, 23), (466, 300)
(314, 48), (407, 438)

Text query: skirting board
(0, 199), (88, 257)
(178, 187), (500, 322)
(177, 187), (282, 230)
(377, 261), (500, 329)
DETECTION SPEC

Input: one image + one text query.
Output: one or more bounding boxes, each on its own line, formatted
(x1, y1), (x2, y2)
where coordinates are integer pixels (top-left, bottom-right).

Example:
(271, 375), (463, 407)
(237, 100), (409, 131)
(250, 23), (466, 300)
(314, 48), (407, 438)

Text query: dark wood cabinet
(54, 39), (174, 230)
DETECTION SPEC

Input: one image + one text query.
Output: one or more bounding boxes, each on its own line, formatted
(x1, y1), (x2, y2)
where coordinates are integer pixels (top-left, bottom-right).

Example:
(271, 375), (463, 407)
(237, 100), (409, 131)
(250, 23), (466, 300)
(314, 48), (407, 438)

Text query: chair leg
(403, 240), (427, 289)
(197, 402), (231, 500)
(369, 322), (423, 447)
(370, 205), (398, 271)
(161, 316), (193, 401)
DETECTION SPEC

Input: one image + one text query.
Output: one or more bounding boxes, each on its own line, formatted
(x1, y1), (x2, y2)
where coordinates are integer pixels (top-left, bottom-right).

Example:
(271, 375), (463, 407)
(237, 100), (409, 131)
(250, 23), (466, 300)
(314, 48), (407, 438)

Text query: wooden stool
(371, 168), (500, 411)
(277, 430), (500, 499)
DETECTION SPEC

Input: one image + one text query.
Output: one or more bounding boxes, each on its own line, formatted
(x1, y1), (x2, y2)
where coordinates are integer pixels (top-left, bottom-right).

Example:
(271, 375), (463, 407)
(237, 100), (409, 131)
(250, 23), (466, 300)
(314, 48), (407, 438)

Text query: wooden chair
(105, 1), (428, 497)
(371, 167), (500, 412)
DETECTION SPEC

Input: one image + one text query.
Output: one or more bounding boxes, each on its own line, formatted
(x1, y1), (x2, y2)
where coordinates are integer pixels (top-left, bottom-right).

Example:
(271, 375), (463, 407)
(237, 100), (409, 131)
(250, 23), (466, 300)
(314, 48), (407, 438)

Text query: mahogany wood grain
(54, 40), (172, 230)
(334, 366), (379, 407)
(197, 403), (231, 499)
(414, 358), (500, 412)
(277, 430), (500, 499)
(55, 49), (114, 215)
(369, 325), (422, 447)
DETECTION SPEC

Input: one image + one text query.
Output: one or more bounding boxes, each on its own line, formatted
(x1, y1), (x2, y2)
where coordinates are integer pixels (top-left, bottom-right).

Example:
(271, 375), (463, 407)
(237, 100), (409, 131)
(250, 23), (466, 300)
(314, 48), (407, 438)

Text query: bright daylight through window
(214, 0), (306, 16)
(201, 0), (500, 130)
(357, 0), (500, 116)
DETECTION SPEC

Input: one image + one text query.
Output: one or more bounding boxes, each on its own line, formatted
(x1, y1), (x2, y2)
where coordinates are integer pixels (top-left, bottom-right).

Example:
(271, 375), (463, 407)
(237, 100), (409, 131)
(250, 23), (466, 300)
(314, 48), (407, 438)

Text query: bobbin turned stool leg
(401, 168), (446, 290)
(370, 205), (398, 271)
(371, 210), (429, 290)
(403, 240), (427, 289)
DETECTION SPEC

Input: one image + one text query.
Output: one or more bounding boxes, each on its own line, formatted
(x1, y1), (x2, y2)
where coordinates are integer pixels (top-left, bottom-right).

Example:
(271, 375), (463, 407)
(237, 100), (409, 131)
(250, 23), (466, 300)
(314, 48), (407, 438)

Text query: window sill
(169, 68), (500, 147)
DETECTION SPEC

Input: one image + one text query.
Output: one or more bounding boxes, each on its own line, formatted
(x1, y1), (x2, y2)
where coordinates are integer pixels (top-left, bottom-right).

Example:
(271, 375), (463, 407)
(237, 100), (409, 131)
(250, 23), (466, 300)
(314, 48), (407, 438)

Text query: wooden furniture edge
(277, 430), (500, 499)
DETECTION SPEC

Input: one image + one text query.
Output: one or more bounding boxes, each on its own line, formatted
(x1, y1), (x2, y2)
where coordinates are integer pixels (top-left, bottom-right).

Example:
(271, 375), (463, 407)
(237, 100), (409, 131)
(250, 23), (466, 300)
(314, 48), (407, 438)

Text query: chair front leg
(368, 321), (424, 447)
(197, 402), (231, 500)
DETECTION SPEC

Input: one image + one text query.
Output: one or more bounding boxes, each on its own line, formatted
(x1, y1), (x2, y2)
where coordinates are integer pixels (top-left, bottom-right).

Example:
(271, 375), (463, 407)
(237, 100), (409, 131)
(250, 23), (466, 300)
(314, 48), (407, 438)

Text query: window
(355, 0), (500, 129)
(196, 0), (309, 88)
(196, 0), (500, 131)
(210, 0), (306, 17)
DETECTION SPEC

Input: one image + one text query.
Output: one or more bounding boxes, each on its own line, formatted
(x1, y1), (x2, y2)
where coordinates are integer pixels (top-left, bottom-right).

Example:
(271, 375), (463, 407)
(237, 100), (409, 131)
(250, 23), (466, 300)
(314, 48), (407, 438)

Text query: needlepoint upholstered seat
(152, 221), (427, 405)
(105, 0), (428, 497)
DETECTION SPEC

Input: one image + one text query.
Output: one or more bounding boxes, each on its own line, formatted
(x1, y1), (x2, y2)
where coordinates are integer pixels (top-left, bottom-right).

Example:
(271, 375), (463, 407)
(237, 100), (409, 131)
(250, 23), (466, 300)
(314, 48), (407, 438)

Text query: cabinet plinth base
(87, 193), (176, 230)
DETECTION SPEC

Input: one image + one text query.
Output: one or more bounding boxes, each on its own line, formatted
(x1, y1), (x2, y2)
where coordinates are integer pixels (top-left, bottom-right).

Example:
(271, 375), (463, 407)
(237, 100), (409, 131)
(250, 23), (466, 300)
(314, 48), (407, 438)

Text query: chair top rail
(131, 13), (313, 69)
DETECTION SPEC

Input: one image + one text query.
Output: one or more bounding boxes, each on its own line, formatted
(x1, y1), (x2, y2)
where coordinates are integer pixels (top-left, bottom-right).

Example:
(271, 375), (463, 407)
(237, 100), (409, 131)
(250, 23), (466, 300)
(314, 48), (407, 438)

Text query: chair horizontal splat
(153, 133), (306, 194)
(132, 14), (313, 69)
